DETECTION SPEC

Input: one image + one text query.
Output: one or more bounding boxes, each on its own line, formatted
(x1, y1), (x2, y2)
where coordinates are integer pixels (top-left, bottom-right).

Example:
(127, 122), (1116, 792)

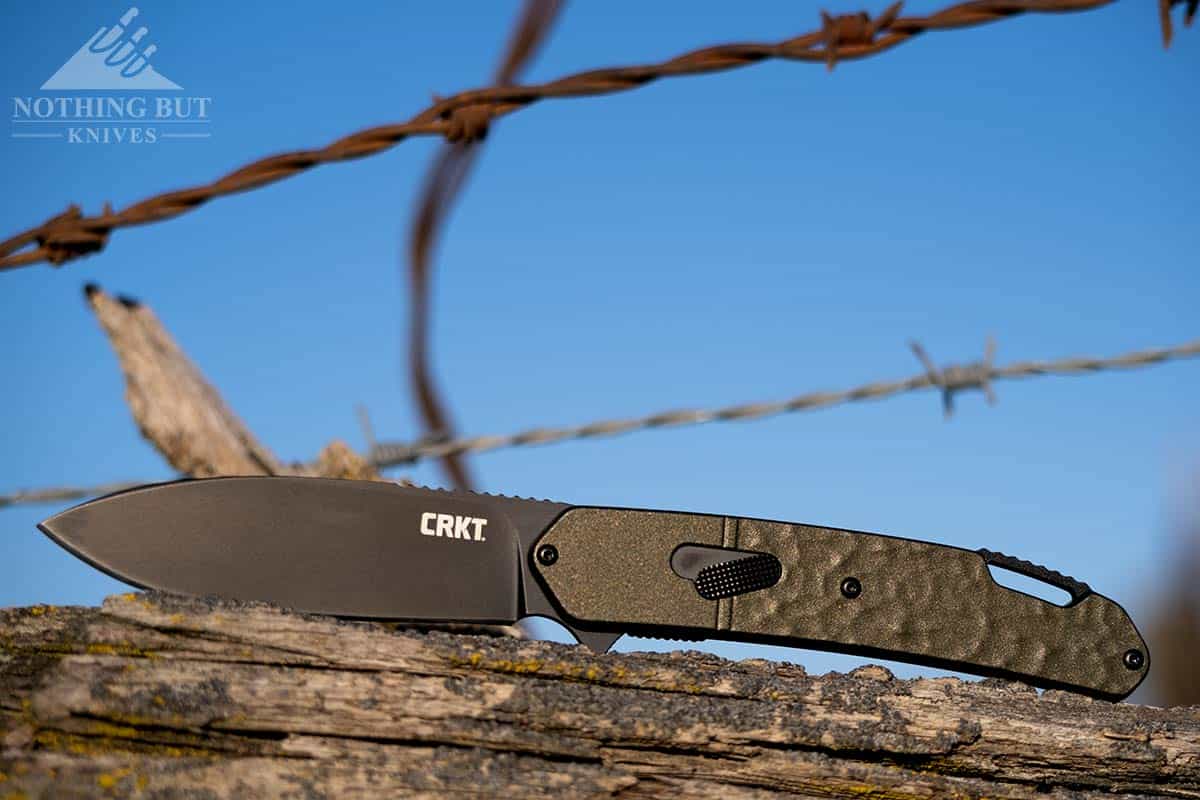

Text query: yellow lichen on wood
(458, 652), (634, 681)
(32, 724), (220, 760)
(5, 593), (1199, 797)
(112, 593), (155, 611)
(96, 767), (132, 790)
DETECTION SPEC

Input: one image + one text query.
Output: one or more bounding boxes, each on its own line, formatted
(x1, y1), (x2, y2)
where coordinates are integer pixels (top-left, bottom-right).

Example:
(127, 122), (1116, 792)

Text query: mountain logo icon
(41, 7), (182, 91)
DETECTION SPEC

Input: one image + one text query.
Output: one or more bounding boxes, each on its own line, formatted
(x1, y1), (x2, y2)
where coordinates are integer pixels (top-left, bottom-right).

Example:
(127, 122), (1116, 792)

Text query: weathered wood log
(83, 284), (382, 482)
(2, 593), (1198, 798)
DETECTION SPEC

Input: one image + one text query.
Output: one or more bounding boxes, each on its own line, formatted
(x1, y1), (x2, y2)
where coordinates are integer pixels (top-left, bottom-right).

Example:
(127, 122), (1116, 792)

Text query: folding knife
(38, 476), (1148, 700)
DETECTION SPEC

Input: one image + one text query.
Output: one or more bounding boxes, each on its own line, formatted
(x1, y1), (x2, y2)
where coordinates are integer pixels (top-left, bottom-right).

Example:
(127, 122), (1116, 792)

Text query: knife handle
(531, 507), (1148, 700)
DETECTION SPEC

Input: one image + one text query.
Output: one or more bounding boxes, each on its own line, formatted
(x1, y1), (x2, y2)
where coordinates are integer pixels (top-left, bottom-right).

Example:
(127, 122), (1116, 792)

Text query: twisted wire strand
(1, 0), (1169, 271)
(6, 336), (1195, 508)
(368, 338), (1200, 465)
(0, 482), (147, 510)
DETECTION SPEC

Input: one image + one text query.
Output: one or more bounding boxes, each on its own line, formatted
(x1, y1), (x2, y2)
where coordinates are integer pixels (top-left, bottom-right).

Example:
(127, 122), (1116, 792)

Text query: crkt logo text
(420, 512), (488, 542)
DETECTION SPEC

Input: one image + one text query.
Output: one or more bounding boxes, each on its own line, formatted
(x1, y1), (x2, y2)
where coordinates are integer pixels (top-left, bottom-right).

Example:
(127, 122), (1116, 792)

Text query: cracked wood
(2, 593), (1198, 798)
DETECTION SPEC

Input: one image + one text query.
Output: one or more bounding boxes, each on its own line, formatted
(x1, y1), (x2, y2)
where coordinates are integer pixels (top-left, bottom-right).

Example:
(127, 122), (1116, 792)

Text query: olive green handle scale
(531, 507), (1148, 701)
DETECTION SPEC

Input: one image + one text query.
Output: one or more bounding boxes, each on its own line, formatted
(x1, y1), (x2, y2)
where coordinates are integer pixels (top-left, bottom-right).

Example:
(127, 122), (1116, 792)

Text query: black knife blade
(37, 476), (1148, 700)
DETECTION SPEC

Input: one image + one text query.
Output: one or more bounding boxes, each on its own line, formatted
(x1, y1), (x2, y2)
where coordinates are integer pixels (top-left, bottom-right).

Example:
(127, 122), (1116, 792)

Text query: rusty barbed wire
(407, 0), (564, 493)
(6, 336), (1196, 509)
(5, 0), (1189, 272)
(1161, 0), (1198, 47)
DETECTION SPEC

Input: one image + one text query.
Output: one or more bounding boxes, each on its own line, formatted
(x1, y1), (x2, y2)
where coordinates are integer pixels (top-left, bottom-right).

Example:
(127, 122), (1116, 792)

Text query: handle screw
(1122, 648), (1145, 671)
(840, 577), (862, 599)
(536, 544), (559, 567)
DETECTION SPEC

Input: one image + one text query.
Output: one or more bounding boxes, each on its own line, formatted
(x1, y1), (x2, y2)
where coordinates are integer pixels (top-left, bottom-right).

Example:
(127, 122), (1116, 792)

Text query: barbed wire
(0, 482), (147, 510)
(406, 0), (564, 492)
(368, 336), (1200, 464)
(6, 336), (1196, 509)
(5, 0), (1191, 272)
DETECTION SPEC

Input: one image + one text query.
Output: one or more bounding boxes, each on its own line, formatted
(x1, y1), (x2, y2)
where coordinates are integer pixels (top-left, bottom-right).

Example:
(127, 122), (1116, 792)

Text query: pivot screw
(1123, 649), (1144, 671)
(840, 577), (862, 599)
(536, 544), (559, 567)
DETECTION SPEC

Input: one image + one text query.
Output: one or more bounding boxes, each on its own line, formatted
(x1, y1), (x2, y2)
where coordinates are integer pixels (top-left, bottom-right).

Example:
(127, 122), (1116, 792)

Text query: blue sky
(2, 2), (1196, 702)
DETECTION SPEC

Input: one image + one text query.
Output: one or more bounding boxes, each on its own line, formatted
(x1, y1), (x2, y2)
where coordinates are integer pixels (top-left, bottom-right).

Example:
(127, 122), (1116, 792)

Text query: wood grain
(2, 592), (1197, 798)
(83, 284), (383, 482)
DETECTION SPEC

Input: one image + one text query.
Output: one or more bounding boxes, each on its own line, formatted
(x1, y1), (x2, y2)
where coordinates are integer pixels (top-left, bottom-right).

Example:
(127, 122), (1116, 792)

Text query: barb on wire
(821, 1), (903, 71)
(6, 0), (1183, 273)
(407, 0), (564, 492)
(910, 336), (998, 418)
(1161, 0), (1198, 48)
(365, 336), (1200, 466)
(355, 404), (377, 454)
(5, 336), (1198, 509)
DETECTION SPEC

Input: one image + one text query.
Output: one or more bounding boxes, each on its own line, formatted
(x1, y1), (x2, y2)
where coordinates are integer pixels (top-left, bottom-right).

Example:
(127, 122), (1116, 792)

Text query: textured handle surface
(532, 507), (1149, 700)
